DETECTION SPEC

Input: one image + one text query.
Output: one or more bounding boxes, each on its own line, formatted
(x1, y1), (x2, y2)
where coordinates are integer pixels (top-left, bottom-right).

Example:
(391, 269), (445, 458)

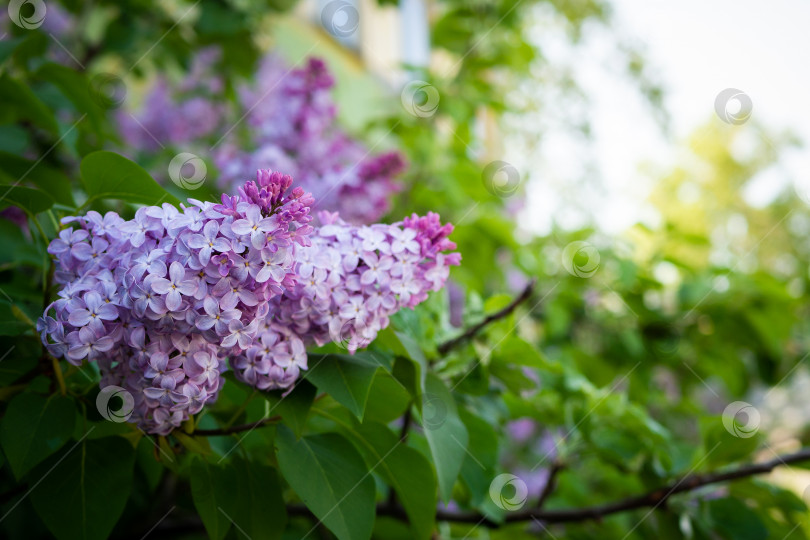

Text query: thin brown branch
(536, 461), (564, 509)
(191, 393), (327, 436)
(191, 415), (282, 436)
(399, 406), (413, 443)
(437, 279), (537, 355)
(430, 447), (810, 527)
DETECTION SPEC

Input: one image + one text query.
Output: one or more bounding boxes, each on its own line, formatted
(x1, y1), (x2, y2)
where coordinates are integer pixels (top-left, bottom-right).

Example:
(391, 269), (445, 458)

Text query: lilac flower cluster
(217, 56), (405, 224)
(118, 48), (225, 152)
(121, 52), (404, 223)
(228, 208), (460, 386)
(39, 170), (458, 434)
(39, 171), (314, 434)
(265, 211), (461, 355)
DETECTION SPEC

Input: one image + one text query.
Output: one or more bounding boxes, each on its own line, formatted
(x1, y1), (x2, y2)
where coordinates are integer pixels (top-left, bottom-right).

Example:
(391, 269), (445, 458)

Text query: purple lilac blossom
(121, 50), (404, 223)
(118, 48), (225, 153)
(262, 210), (461, 356)
(216, 56), (406, 224)
(40, 169), (458, 433)
(39, 170), (314, 434)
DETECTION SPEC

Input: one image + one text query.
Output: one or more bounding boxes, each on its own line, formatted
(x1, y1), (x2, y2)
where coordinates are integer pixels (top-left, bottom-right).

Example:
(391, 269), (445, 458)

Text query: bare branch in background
(437, 279), (537, 355)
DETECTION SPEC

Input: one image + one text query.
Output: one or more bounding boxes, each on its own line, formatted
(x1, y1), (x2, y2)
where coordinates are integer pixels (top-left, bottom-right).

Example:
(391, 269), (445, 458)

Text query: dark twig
(191, 393), (327, 436)
(437, 279), (537, 355)
(536, 461), (564, 509)
(191, 415), (282, 436)
(433, 447), (810, 527)
(398, 406), (413, 443)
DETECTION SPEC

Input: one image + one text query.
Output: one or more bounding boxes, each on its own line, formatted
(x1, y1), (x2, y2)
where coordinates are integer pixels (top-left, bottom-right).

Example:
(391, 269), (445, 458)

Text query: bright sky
(519, 0), (810, 235)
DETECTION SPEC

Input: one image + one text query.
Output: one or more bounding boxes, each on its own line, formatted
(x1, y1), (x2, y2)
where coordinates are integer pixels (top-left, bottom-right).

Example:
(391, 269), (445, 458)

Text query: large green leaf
(458, 408), (498, 508)
(261, 379), (317, 438)
(421, 374), (468, 503)
(0, 336), (38, 382)
(392, 355), (420, 399)
(396, 331), (427, 390)
(30, 436), (136, 540)
(0, 151), (75, 207)
(228, 457), (287, 540)
(0, 184), (54, 215)
(190, 456), (288, 540)
(363, 373), (411, 424)
(80, 151), (180, 206)
(355, 422), (437, 540)
(353, 350), (394, 372)
(276, 427), (375, 540)
(707, 497), (769, 540)
(0, 299), (34, 336)
(492, 336), (557, 371)
(305, 354), (378, 420)
(0, 74), (58, 135)
(190, 458), (234, 540)
(0, 392), (76, 479)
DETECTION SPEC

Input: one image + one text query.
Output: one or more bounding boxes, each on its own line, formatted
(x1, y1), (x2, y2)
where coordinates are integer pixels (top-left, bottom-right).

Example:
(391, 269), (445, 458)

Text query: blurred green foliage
(0, 1), (808, 540)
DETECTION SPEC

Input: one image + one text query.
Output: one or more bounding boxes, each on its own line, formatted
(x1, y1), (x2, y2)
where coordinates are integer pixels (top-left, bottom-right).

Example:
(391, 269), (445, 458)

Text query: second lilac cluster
(120, 51), (405, 224)
(119, 48), (226, 152)
(264, 211), (460, 355)
(218, 57), (405, 224)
